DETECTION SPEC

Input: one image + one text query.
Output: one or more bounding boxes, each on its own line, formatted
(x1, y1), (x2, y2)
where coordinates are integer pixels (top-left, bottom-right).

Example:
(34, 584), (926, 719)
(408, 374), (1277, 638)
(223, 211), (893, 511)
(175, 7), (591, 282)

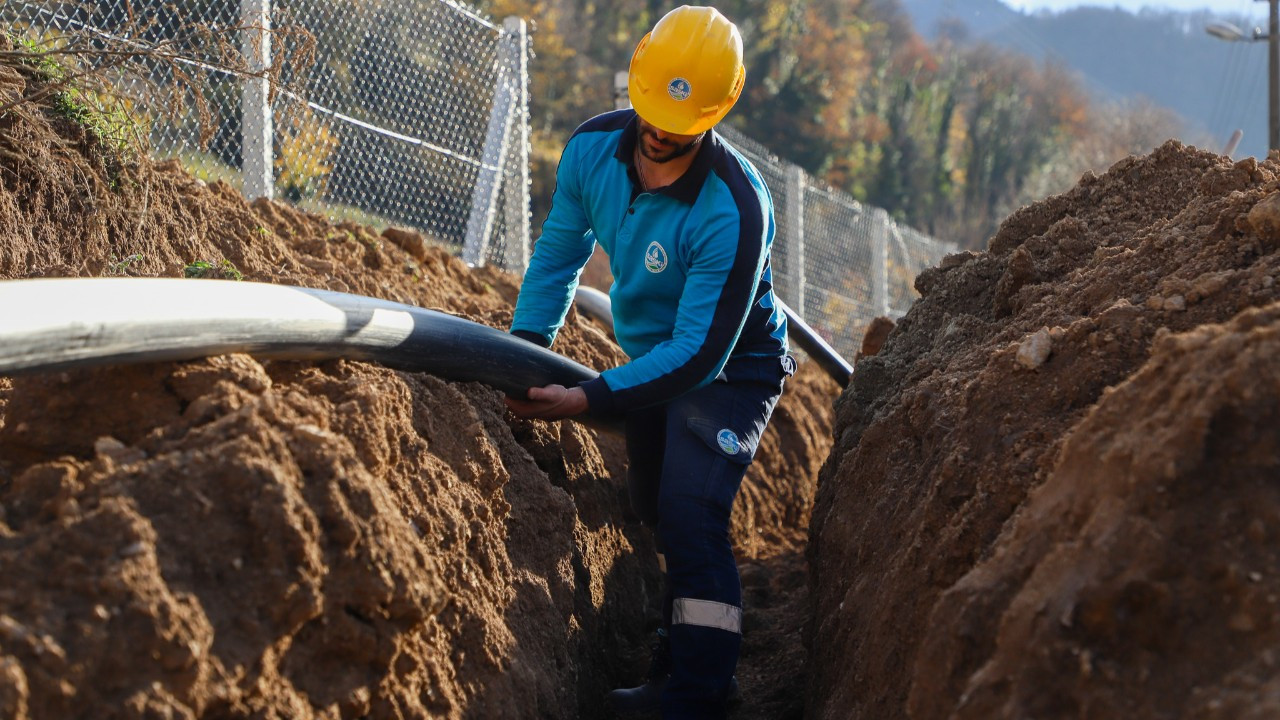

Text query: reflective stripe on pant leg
(655, 372), (784, 718)
(672, 597), (742, 634)
(657, 382), (755, 720)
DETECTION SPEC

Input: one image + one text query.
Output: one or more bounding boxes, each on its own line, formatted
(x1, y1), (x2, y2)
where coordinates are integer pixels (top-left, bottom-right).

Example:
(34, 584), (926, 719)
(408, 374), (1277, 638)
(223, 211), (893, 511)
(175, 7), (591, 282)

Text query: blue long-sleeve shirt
(511, 109), (788, 415)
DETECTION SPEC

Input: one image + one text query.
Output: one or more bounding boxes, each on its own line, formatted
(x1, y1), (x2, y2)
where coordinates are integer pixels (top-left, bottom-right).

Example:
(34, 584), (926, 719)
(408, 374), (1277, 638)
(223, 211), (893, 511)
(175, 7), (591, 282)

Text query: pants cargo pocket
(683, 416), (756, 511)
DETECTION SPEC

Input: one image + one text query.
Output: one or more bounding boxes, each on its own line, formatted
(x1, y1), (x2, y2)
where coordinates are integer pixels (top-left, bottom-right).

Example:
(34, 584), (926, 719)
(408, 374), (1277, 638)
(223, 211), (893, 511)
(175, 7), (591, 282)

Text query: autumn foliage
(482, 0), (1183, 250)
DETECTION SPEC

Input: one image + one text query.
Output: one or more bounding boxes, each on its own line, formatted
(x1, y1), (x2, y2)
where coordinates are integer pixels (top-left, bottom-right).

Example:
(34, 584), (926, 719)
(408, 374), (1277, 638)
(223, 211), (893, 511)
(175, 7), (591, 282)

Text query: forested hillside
(483, 0), (1184, 249)
(905, 1), (1270, 163)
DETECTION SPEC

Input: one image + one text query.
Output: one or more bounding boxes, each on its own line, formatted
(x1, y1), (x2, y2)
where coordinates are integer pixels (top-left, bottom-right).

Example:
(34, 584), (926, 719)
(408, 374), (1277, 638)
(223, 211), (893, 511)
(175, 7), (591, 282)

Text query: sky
(1004, 0), (1267, 17)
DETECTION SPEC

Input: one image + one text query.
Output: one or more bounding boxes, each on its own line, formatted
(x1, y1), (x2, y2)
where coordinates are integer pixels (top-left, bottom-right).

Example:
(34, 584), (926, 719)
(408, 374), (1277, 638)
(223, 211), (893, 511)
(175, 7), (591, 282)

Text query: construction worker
(505, 5), (791, 718)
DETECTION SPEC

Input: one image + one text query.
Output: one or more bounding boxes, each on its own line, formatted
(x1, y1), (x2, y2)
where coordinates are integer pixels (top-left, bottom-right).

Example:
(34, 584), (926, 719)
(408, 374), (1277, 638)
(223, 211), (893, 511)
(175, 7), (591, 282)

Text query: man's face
(636, 117), (703, 163)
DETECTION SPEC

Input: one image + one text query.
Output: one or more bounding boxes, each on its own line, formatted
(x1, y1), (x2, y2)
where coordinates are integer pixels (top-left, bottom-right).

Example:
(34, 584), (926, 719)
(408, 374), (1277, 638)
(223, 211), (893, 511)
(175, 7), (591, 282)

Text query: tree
(477, 0), (1142, 250)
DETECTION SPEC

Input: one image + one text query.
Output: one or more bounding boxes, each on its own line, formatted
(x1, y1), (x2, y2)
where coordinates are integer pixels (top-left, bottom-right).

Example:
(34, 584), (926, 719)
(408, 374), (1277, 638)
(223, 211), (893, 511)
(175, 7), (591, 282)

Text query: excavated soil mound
(0, 48), (836, 718)
(808, 140), (1280, 718)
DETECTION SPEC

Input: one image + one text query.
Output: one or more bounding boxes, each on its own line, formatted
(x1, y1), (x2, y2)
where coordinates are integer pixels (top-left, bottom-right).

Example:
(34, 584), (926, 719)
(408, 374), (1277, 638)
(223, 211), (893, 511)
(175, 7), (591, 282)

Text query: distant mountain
(900, 0), (1271, 159)
(902, 0), (1023, 39)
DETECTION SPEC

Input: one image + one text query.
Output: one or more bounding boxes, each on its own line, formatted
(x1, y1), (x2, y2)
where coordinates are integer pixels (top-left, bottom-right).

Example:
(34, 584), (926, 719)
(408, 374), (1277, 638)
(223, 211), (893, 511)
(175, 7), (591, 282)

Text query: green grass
(16, 35), (66, 82)
(14, 34), (140, 158)
(51, 91), (136, 154)
(296, 197), (398, 232)
(103, 252), (143, 276)
(161, 149), (243, 188)
(183, 259), (244, 281)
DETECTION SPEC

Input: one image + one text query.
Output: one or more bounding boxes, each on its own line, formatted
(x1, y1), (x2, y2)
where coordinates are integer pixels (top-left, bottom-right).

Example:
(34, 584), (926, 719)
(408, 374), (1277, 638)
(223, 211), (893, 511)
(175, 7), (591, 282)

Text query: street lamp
(1206, 21), (1263, 41)
(1206, 2), (1279, 152)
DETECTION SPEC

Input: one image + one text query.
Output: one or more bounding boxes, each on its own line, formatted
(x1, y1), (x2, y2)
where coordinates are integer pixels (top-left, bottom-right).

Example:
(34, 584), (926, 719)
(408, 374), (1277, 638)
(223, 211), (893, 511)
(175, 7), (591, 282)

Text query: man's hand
(504, 384), (589, 421)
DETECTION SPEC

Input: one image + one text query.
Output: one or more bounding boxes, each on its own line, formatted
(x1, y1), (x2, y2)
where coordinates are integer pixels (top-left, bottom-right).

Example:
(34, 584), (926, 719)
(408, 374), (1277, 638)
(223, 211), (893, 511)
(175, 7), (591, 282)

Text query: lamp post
(1206, 1), (1280, 152)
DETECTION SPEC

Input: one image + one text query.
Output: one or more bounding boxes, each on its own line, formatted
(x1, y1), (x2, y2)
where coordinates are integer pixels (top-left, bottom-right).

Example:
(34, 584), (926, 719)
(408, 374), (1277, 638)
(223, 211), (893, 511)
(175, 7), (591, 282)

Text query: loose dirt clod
(1247, 191), (1280, 249)
(809, 141), (1280, 719)
(857, 317), (896, 362)
(1015, 328), (1052, 369)
(0, 54), (836, 718)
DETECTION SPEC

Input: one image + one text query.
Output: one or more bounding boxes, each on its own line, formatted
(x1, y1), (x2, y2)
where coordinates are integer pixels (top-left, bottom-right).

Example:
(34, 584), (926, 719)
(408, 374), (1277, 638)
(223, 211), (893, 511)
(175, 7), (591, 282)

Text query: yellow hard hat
(627, 6), (746, 135)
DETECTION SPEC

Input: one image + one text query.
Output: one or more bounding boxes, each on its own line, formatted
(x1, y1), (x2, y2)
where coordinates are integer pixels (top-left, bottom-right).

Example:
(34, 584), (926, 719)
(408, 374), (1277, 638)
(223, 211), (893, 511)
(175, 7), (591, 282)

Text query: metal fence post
(615, 71), (631, 110)
(241, 0), (273, 200)
(501, 17), (531, 273)
(785, 165), (806, 316)
(872, 208), (891, 318)
(462, 19), (520, 267)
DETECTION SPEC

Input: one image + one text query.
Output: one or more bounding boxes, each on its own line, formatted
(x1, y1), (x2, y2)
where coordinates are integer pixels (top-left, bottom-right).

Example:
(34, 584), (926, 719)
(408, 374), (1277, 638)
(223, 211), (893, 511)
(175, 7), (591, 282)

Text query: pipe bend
(0, 277), (621, 433)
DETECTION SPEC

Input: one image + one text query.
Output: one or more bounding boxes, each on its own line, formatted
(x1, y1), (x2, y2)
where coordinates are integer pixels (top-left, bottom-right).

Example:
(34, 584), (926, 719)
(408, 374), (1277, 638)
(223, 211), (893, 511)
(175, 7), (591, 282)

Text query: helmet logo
(717, 429), (740, 455)
(667, 77), (692, 101)
(644, 241), (668, 273)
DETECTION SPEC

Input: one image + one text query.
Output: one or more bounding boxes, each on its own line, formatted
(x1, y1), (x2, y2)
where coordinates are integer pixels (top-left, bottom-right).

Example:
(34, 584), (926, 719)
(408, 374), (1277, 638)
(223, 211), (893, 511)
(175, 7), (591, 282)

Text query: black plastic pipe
(0, 278), (619, 432)
(572, 285), (613, 333)
(772, 298), (853, 388)
(572, 286), (853, 388)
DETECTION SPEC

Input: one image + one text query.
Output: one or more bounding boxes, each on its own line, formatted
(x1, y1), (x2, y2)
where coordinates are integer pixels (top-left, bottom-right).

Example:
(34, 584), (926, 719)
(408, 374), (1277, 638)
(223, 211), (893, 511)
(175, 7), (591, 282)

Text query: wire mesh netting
(6, 1), (955, 362)
(718, 124), (956, 360)
(802, 185), (881, 350)
(273, 0), (527, 267)
(890, 224), (954, 317)
(4, 0), (530, 270)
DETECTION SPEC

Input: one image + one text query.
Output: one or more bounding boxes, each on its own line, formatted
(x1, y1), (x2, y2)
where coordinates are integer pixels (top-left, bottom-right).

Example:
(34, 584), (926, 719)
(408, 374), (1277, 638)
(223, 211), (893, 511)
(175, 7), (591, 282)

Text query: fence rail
(715, 125), (956, 357)
(6, 0), (956, 363)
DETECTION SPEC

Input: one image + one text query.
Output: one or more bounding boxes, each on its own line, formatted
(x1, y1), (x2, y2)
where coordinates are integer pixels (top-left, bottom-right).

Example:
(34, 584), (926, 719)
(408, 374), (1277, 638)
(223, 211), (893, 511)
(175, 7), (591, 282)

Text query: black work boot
(606, 628), (671, 716)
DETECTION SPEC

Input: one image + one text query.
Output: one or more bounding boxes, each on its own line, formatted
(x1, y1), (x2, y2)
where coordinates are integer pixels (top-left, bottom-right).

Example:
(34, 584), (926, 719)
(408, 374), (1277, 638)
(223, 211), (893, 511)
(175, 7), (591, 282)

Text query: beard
(638, 125), (704, 163)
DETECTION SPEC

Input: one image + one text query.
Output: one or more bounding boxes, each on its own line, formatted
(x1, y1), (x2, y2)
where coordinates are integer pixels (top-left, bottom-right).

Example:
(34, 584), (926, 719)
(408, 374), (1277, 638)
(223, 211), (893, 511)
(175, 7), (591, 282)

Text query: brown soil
(0, 48), (837, 718)
(809, 140), (1280, 719)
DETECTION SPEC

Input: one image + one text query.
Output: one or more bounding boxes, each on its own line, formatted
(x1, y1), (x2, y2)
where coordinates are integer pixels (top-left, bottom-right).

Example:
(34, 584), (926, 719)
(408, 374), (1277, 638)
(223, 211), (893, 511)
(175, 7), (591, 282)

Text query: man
(505, 6), (791, 718)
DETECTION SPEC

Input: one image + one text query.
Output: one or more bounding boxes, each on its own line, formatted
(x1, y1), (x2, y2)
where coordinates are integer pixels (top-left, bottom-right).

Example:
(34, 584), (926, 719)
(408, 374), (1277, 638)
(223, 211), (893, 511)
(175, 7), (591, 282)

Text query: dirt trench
(0, 47), (838, 719)
(808, 141), (1280, 718)
(23, 32), (1280, 720)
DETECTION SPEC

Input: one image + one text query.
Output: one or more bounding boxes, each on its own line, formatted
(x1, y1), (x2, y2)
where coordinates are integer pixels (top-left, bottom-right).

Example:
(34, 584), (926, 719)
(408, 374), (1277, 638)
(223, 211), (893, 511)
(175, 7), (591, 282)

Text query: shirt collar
(614, 111), (717, 206)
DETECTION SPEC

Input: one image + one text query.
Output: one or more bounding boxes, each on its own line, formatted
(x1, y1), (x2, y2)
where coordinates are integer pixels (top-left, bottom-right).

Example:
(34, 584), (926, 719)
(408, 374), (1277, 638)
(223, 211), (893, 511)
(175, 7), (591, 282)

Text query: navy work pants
(624, 355), (790, 720)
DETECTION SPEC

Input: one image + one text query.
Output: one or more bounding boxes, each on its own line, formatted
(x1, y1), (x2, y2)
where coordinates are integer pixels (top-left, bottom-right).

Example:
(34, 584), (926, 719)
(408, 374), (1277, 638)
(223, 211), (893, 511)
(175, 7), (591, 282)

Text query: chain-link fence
(272, 1), (530, 271)
(7, 0), (955, 362)
(717, 126), (957, 359)
(4, 0), (531, 269)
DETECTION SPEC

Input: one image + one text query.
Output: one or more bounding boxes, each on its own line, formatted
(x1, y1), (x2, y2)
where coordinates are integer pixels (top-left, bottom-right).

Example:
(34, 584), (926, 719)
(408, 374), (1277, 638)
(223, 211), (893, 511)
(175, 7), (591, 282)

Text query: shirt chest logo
(644, 241), (668, 273)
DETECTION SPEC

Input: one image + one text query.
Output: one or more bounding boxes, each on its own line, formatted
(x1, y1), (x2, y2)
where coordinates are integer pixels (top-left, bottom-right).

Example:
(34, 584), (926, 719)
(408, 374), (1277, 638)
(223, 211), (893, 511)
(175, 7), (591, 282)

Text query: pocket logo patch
(716, 428), (740, 455)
